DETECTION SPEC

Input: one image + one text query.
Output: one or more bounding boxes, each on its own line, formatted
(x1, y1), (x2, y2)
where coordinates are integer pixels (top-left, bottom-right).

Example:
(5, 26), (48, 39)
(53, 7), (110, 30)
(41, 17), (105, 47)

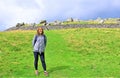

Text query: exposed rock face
(40, 20), (47, 25)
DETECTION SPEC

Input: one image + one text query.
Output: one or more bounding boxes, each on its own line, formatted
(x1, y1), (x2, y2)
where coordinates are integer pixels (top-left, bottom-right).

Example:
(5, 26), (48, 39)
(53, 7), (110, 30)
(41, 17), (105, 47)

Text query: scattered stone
(66, 18), (73, 22)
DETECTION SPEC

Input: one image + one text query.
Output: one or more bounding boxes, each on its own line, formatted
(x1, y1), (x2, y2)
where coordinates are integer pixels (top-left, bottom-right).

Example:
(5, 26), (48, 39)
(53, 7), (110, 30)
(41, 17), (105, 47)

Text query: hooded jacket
(32, 34), (47, 53)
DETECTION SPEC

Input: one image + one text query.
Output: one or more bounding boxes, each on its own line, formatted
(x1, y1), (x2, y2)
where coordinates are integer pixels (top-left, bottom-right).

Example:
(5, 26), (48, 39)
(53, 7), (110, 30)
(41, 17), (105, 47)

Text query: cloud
(0, 0), (44, 31)
(35, 0), (120, 21)
(0, 0), (120, 31)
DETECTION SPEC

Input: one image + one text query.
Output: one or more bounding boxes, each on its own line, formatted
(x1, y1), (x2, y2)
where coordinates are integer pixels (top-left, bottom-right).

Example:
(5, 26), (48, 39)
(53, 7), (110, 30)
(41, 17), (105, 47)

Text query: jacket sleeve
(32, 35), (36, 47)
(44, 35), (47, 47)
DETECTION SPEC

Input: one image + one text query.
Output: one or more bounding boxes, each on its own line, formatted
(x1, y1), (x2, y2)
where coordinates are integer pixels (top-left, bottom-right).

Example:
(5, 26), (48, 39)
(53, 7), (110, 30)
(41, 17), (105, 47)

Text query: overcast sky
(0, 0), (120, 31)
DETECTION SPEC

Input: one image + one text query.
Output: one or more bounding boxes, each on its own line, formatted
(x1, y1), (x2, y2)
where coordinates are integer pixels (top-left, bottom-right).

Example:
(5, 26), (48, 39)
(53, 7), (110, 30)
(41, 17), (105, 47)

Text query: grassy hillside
(0, 28), (120, 78)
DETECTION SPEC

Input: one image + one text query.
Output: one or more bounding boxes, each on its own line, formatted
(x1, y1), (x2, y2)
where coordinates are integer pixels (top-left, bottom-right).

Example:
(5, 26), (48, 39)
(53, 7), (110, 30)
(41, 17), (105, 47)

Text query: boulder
(40, 20), (47, 25)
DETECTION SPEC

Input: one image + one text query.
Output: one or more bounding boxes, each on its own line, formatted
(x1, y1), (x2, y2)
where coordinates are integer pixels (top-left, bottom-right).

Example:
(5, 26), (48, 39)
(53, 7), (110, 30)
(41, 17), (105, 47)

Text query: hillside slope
(0, 28), (120, 77)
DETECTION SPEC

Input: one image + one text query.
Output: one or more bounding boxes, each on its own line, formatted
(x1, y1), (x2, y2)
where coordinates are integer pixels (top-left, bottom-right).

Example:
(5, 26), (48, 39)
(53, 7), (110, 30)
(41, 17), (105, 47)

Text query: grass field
(0, 28), (120, 78)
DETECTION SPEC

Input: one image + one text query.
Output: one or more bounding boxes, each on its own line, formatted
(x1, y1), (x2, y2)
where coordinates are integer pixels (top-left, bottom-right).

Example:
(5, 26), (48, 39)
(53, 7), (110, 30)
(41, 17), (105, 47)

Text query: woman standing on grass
(32, 27), (48, 76)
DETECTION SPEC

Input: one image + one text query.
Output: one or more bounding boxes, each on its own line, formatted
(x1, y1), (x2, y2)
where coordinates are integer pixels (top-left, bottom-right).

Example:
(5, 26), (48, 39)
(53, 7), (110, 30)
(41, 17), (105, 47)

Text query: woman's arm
(44, 35), (47, 47)
(32, 35), (36, 47)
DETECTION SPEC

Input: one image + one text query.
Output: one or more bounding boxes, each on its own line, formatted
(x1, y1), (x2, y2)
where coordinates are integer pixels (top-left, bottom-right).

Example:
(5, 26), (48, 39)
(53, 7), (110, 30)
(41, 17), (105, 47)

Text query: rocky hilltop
(6, 17), (120, 31)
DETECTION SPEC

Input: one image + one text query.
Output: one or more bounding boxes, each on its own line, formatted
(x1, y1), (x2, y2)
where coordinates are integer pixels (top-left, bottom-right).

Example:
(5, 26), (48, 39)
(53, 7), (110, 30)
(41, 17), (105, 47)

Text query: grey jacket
(32, 34), (47, 53)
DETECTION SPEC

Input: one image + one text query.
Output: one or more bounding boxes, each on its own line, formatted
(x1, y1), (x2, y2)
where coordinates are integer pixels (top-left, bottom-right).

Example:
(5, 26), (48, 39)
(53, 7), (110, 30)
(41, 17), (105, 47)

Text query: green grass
(0, 28), (120, 78)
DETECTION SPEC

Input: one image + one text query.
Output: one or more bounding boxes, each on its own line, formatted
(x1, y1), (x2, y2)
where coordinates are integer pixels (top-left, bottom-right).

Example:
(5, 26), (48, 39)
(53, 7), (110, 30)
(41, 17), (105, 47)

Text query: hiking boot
(44, 71), (49, 76)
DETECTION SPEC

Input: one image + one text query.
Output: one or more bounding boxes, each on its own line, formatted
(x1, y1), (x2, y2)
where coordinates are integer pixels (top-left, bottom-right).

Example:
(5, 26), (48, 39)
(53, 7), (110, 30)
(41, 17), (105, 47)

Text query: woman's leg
(40, 52), (48, 76)
(33, 52), (39, 70)
(40, 52), (46, 71)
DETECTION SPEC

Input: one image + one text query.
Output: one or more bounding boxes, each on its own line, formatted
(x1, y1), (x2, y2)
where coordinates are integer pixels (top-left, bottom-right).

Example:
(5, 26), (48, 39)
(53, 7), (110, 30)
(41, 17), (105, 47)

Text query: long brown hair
(37, 27), (44, 35)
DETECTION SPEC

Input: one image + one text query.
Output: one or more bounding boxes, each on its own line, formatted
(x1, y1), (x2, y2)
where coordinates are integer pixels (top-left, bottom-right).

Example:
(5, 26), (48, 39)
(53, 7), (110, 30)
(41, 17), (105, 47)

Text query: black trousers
(33, 52), (46, 71)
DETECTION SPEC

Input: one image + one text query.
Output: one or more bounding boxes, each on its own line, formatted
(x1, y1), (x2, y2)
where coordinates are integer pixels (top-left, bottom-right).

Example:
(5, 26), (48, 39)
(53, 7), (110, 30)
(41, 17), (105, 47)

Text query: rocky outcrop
(16, 22), (25, 27)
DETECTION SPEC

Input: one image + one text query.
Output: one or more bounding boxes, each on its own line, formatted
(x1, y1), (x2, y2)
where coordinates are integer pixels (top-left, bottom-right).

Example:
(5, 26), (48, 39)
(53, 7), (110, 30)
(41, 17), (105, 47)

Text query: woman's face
(38, 28), (43, 35)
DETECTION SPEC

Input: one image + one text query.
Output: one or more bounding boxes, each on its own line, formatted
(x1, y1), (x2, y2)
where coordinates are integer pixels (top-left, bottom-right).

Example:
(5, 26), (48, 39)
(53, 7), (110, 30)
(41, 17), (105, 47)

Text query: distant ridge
(5, 24), (120, 31)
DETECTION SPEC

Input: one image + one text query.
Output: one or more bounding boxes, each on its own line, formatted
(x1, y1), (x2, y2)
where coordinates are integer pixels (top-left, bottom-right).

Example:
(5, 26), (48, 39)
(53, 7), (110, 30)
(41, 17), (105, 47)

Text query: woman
(32, 27), (48, 76)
